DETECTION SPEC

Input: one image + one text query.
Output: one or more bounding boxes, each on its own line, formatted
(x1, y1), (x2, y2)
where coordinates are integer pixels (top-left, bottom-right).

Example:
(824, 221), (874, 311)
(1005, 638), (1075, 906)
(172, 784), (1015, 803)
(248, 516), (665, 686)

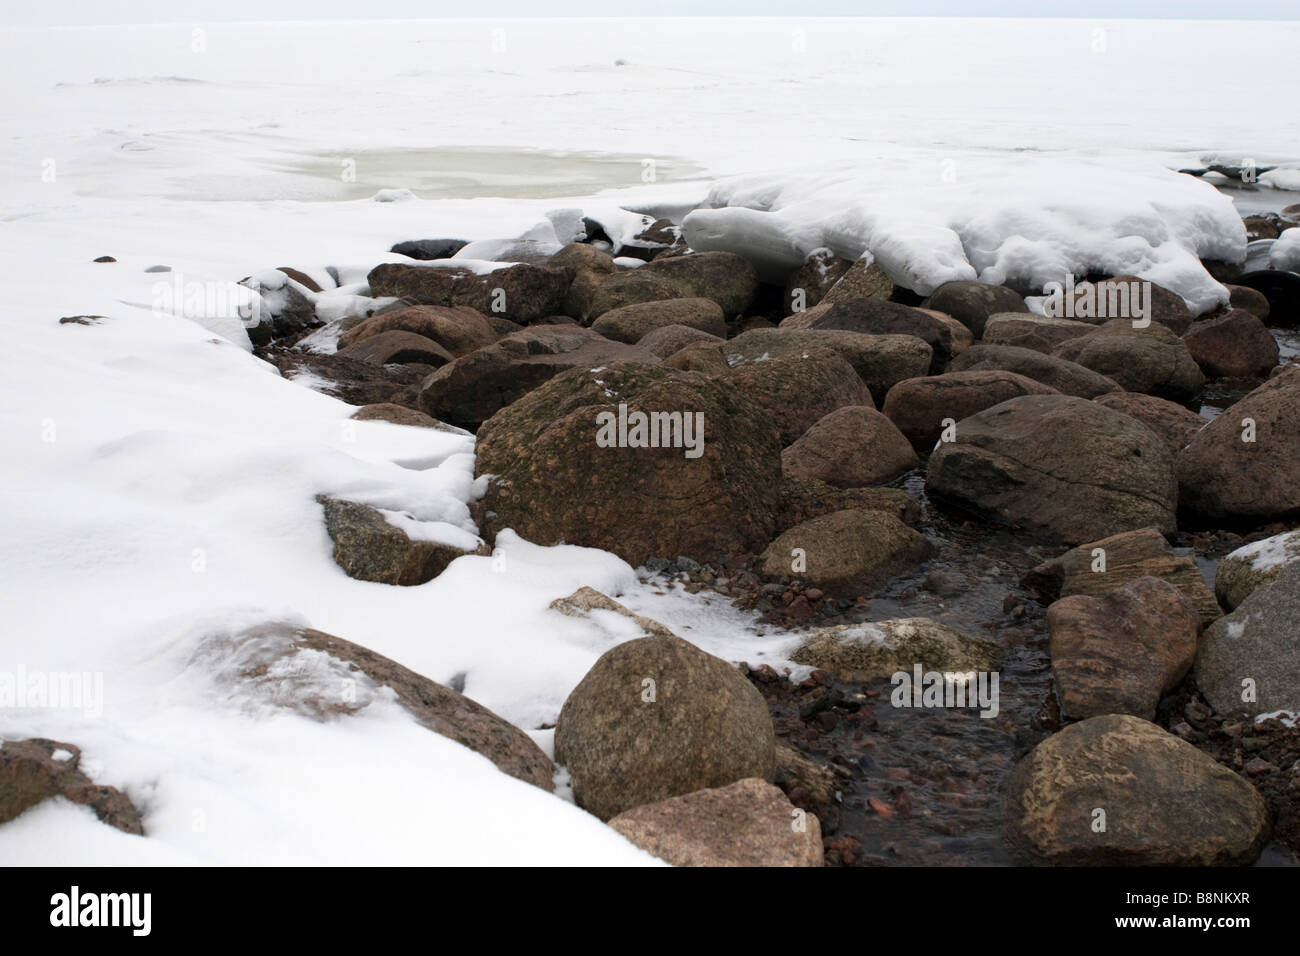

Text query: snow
(1272, 228), (1300, 272)
(1, 15), (1297, 865)
(685, 156), (1245, 312)
(1224, 529), (1300, 573)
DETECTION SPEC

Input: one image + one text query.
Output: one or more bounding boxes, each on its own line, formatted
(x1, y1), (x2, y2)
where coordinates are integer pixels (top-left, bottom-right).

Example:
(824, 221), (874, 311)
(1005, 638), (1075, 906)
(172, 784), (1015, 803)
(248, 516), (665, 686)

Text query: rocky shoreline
(32, 201), (1300, 867)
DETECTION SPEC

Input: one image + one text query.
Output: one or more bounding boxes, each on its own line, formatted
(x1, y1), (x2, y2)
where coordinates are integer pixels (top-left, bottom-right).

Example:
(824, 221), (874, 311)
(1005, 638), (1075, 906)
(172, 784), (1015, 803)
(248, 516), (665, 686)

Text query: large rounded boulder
(1175, 369), (1300, 522)
(1182, 308), (1279, 380)
(1052, 319), (1204, 402)
(1003, 714), (1270, 866)
(727, 348), (875, 445)
(925, 395), (1178, 544)
(882, 369), (1058, 450)
(948, 343), (1121, 398)
(555, 635), (776, 821)
(475, 363), (783, 565)
(923, 280), (1027, 338)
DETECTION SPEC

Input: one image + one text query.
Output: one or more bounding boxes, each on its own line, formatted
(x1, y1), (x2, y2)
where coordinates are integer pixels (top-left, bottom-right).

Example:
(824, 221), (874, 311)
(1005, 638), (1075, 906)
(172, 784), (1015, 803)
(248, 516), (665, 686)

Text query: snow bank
(1272, 228), (1300, 272)
(684, 156), (1246, 314)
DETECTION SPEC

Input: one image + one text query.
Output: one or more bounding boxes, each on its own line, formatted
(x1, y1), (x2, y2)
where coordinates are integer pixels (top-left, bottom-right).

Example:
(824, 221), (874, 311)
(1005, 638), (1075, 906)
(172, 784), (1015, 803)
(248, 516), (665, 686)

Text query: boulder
(550, 242), (617, 320)
(1003, 714), (1269, 866)
(1092, 392), (1207, 454)
(638, 250), (759, 318)
(821, 255), (895, 304)
(366, 262), (570, 324)
(555, 634), (776, 820)
(982, 313), (1097, 354)
(208, 622), (553, 788)
(335, 329), (455, 367)
(1182, 309), (1279, 379)
(1047, 577), (1201, 720)
(1023, 527), (1220, 627)
(1226, 284), (1270, 322)
(475, 363), (783, 566)
(317, 495), (486, 586)
(784, 248), (852, 314)
(418, 325), (656, 430)
(663, 340), (732, 376)
(338, 304), (499, 358)
(925, 395), (1178, 544)
(1176, 369), (1300, 522)
(608, 778), (823, 867)
(727, 349), (876, 445)
(587, 272), (681, 320)
(389, 238), (468, 261)
(790, 617), (998, 683)
(1052, 320), (1204, 402)
(781, 405), (918, 486)
(636, 323), (723, 358)
(758, 509), (934, 595)
(1215, 528), (1300, 610)
(1196, 561), (1300, 717)
(782, 297), (967, 372)
(947, 344), (1121, 398)
(882, 370), (1057, 449)
(1055, 275), (1195, 335)
(349, 403), (460, 431)
(778, 477), (921, 532)
(725, 328), (933, 405)
(591, 297), (726, 344)
(0, 739), (143, 834)
(923, 280), (1027, 338)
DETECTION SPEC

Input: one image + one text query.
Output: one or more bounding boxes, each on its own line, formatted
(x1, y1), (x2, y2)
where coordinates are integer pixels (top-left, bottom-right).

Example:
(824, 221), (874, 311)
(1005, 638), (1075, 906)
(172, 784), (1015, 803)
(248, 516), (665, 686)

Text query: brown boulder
(728, 348), (876, 445)
(882, 369), (1057, 449)
(1182, 308), (1279, 379)
(781, 405), (918, 486)
(338, 304), (499, 357)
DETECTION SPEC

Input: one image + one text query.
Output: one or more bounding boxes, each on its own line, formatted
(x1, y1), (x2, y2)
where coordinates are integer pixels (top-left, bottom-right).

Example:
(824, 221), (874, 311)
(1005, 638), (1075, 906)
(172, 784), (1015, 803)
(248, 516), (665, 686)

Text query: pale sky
(4, 0), (1297, 27)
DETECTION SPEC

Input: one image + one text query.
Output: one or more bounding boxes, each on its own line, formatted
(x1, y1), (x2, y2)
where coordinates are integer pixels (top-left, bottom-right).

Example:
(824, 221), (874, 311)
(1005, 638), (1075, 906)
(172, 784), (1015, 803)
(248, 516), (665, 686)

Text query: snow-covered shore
(2, 16), (1299, 865)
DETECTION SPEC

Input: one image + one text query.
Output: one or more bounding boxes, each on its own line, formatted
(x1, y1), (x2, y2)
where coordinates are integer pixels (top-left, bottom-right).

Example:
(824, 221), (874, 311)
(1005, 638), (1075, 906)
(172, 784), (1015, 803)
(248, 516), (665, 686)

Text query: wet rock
(781, 405), (918, 486)
(882, 369), (1057, 450)
(728, 348), (876, 445)
(926, 395), (1177, 545)
(1048, 577), (1200, 720)
(1003, 714), (1269, 865)
(1182, 308), (1279, 380)
(948, 343), (1121, 398)
(317, 495), (486, 586)
(1196, 561), (1300, 718)
(759, 510), (934, 595)
(773, 743), (840, 830)
(204, 622), (553, 788)
(338, 304), (499, 357)
(1092, 392), (1208, 455)
(418, 324), (655, 430)
(982, 313), (1097, 354)
(725, 328), (933, 404)
(335, 329), (456, 367)
(1023, 527), (1220, 627)
(923, 280), (1027, 338)
(1052, 320), (1204, 402)
(475, 363), (782, 566)
(608, 778), (823, 866)
(1176, 369), (1300, 522)
(592, 297), (726, 343)
(555, 635), (776, 820)
(0, 739), (143, 835)
(367, 262), (570, 324)
(791, 617), (998, 683)
(1215, 528), (1300, 610)
(389, 238), (469, 261)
